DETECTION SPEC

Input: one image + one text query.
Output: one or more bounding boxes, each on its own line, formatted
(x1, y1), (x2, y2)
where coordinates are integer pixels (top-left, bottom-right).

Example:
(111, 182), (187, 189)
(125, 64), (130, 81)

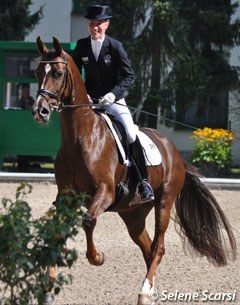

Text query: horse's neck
(60, 65), (97, 145)
(64, 53), (91, 110)
(70, 63), (90, 109)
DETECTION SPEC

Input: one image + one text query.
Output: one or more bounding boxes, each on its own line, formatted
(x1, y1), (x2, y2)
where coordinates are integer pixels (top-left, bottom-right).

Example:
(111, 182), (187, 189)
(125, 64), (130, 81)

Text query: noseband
(37, 59), (71, 112)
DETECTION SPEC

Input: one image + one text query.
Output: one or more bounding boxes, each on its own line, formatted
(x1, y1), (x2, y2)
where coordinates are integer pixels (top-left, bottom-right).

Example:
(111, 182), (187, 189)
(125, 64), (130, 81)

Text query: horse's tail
(175, 161), (237, 266)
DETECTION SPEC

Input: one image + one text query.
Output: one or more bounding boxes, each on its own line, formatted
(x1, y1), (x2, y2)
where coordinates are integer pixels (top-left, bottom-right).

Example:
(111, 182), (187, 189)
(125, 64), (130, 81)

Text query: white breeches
(102, 98), (139, 144)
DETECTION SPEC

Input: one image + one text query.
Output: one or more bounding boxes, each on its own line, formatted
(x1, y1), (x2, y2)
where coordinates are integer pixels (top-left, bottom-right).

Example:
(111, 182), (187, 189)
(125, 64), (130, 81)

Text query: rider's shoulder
(76, 36), (91, 47)
(106, 35), (124, 49)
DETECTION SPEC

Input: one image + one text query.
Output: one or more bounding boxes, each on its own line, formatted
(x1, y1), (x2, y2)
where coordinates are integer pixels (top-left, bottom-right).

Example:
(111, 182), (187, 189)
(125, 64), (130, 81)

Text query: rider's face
(88, 19), (109, 40)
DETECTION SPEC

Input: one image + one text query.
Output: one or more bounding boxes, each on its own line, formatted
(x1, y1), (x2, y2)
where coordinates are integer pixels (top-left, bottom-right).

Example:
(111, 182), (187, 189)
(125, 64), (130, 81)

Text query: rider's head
(85, 5), (112, 40)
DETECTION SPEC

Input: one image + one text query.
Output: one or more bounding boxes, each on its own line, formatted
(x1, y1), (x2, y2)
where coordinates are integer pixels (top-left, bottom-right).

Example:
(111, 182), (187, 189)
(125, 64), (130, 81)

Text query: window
(3, 82), (37, 110)
(4, 54), (39, 78)
(2, 53), (39, 109)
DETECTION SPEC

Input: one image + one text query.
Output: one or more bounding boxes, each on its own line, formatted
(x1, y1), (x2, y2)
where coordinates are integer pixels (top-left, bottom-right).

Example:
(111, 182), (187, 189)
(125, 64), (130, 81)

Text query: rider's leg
(103, 99), (154, 203)
(129, 137), (154, 203)
(103, 98), (138, 143)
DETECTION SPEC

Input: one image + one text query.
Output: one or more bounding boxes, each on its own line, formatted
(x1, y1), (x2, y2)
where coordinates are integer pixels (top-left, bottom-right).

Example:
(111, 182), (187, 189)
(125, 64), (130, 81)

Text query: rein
(60, 100), (197, 130)
(60, 97), (99, 109)
(37, 60), (197, 130)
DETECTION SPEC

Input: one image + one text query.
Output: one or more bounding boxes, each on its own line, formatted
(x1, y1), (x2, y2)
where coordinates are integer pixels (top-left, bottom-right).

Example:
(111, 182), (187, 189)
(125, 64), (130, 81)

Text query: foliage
(79, 0), (240, 128)
(173, 1), (240, 126)
(0, 183), (87, 305)
(0, 0), (43, 40)
(190, 127), (234, 174)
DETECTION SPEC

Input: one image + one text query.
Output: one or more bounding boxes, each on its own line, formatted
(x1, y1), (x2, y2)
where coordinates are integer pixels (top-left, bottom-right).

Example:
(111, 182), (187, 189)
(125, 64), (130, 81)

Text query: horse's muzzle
(32, 99), (51, 123)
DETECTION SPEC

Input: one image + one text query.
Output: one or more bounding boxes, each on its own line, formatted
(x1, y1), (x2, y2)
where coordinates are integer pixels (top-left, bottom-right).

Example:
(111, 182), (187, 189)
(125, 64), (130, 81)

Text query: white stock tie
(91, 39), (102, 61)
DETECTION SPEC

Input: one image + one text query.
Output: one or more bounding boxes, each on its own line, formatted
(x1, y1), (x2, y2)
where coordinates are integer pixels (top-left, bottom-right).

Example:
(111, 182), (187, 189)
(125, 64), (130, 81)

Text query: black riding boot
(129, 137), (154, 203)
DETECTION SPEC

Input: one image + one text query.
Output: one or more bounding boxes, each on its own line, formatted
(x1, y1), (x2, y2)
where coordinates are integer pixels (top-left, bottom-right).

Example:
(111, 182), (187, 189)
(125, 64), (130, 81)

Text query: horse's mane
(60, 49), (88, 101)
(63, 50), (82, 79)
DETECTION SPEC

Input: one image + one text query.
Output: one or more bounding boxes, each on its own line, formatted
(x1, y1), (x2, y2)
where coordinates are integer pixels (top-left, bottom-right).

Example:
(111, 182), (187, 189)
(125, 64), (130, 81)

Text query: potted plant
(190, 127), (234, 177)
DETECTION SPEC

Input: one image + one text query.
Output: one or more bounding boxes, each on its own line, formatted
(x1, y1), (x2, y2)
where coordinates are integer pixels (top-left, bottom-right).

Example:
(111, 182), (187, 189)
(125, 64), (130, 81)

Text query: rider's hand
(99, 92), (116, 105)
(87, 94), (93, 104)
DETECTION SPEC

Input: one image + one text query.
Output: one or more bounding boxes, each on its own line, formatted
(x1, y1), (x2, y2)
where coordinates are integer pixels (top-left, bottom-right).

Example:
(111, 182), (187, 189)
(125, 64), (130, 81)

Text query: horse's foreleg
(48, 265), (57, 280)
(43, 266), (57, 305)
(84, 216), (105, 266)
(84, 182), (114, 266)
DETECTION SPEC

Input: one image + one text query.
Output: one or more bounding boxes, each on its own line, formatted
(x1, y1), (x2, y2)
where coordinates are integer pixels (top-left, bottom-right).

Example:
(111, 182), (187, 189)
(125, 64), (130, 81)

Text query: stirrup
(138, 180), (154, 203)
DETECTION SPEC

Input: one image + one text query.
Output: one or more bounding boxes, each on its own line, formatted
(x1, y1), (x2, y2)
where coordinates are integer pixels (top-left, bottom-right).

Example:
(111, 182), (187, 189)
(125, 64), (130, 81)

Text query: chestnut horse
(33, 37), (236, 305)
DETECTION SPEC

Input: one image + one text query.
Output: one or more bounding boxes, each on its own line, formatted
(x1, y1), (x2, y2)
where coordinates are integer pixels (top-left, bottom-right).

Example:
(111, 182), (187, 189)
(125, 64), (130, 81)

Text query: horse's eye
(54, 71), (63, 79)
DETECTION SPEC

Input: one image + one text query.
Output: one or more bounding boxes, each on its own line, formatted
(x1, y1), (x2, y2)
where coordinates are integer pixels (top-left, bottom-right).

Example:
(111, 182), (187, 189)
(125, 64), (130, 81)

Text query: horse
(32, 37), (236, 305)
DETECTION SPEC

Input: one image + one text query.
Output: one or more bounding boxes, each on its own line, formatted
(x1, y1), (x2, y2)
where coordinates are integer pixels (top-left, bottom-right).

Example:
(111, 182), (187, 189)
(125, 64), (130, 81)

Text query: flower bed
(190, 127), (235, 177)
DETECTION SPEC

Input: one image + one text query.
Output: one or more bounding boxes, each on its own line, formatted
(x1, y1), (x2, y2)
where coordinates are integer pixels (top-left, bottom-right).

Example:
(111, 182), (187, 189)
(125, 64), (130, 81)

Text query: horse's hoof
(137, 293), (152, 305)
(87, 251), (105, 266)
(43, 292), (55, 305)
(97, 251), (105, 265)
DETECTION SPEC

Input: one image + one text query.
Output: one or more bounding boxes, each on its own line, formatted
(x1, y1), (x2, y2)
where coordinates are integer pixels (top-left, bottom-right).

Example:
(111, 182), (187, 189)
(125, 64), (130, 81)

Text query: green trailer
(0, 41), (76, 170)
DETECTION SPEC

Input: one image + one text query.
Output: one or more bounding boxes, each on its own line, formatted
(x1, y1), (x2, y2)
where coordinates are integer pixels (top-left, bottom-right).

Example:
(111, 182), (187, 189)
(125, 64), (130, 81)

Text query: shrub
(0, 183), (86, 305)
(190, 127), (234, 176)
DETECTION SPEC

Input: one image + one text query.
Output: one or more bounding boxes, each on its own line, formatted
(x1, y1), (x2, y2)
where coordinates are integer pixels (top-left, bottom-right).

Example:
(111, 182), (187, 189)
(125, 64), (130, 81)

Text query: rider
(72, 5), (154, 203)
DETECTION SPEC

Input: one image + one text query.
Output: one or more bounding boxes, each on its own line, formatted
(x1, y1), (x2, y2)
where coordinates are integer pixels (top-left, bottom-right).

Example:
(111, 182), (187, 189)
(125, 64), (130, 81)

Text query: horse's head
(33, 37), (71, 123)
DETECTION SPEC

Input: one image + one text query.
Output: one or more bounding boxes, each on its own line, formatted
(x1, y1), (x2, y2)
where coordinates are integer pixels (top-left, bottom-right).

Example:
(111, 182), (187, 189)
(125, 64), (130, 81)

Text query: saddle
(97, 111), (129, 164)
(95, 109), (162, 209)
(96, 110), (162, 166)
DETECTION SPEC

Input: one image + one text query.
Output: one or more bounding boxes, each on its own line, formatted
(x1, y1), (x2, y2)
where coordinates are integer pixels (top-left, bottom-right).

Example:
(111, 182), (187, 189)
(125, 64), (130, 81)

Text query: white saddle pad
(99, 113), (162, 166)
(138, 131), (162, 166)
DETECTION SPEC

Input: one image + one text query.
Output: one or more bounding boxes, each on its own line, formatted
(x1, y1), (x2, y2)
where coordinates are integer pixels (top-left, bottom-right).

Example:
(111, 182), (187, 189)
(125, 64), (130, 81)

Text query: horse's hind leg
(118, 206), (154, 304)
(139, 193), (175, 305)
(119, 206), (153, 266)
(135, 193), (176, 305)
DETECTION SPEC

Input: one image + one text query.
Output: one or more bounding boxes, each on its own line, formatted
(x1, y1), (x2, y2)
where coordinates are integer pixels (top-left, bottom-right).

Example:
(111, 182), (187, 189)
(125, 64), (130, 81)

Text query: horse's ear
(52, 37), (62, 56)
(36, 36), (48, 55)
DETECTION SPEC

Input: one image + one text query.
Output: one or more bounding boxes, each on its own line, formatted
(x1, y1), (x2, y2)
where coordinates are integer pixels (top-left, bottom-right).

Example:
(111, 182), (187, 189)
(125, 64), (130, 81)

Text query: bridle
(37, 58), (76, 112)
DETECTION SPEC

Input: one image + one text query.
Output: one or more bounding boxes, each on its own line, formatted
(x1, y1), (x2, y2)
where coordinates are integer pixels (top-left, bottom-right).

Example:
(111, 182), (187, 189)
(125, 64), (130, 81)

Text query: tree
(0, 0), (43, 40)
(133, 0), (240, 129)
(78, 1), (240, 128)
(173, 0), (240, 129)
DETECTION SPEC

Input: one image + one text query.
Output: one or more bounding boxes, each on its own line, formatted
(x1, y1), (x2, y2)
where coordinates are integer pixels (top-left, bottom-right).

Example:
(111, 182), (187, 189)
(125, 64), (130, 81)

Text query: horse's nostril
(40, 107), (49, 117)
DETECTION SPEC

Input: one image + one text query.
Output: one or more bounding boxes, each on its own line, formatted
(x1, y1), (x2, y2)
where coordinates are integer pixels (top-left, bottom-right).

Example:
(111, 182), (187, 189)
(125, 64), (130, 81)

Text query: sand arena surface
(0, 182), (239, 305)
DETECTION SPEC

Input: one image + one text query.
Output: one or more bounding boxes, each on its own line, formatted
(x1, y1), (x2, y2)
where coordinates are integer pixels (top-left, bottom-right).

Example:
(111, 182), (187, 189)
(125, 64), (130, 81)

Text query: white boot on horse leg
(137, 277), (157, 305)
(43, 292), (55, 305)
(42, 266), (56, 305)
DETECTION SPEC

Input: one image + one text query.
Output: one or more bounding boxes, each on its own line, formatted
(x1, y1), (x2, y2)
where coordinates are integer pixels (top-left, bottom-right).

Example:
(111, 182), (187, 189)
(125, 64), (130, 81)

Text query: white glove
(99, 92), (116, 105)
(87, 94), (93, 104)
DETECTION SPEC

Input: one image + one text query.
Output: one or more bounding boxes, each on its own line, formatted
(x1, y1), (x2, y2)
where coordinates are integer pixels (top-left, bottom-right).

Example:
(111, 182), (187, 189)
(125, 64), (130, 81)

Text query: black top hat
(84, 5), (112, 20)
